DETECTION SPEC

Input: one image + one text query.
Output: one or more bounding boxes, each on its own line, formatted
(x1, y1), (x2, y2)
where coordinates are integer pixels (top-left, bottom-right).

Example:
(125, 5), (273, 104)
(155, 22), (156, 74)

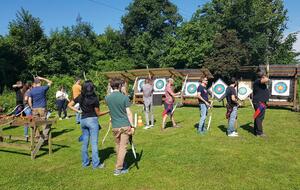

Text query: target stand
(0, 116), (56, 159)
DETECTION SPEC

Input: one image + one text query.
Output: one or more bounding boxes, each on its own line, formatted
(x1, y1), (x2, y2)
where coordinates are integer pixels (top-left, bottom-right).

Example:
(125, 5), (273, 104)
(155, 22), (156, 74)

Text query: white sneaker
(143, 126), (151, 129)
(59, 118), (63, 120)
(149, 125), (154, 128)
(228, 133), (238, 137)
(233, 131), (238, 135)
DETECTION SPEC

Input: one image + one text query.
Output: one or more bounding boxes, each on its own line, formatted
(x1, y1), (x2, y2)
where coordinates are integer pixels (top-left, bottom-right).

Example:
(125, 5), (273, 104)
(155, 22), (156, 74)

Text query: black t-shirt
(74, 95), (99, 119)
(226, 86), (238, 107)
(253, 79), (269, 103)
(14, 87), (23, 105)
(197, 85), (209, 104)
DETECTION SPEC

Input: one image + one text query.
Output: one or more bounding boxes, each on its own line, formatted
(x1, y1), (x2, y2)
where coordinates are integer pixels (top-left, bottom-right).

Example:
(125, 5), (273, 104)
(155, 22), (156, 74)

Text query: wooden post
(293, 74), (299, 111)
(48, 130), (52, 155)
(132, 77), (138, 104)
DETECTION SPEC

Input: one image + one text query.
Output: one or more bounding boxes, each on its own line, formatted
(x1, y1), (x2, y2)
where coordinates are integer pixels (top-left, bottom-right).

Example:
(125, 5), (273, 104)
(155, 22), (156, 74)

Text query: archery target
(154, 78), (167, 92)
(271, 80), (290, 96)
(184, 82), (200, 96)
(137, 79), (145, 92)
(209, 79), (227, 100)
(238, 83), (252, 100)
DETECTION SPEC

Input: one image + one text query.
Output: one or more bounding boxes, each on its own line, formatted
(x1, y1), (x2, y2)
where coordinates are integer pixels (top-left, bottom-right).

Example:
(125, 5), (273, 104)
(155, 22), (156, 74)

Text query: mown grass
(0, 101), (299, 190)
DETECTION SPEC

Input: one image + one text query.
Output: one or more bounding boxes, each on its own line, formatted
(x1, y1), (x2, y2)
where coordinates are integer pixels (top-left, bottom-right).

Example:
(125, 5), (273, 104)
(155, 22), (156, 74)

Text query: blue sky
(0, 0), (299, 51)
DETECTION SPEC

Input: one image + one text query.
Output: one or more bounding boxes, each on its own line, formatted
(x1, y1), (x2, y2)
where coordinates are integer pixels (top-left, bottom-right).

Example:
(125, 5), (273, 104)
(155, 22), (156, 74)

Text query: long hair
(81, 80), (96, 98)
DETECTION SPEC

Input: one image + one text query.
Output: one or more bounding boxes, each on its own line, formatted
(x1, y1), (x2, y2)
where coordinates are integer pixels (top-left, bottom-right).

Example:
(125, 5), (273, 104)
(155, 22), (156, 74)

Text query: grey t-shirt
(142, 83), (153, 106)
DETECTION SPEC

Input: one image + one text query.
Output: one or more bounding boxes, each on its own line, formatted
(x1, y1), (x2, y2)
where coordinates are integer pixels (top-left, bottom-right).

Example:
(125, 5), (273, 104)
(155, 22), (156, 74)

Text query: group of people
(197, 71), (269, 137)
(140, 70), (269, 138)
(6, 70), (269, 176)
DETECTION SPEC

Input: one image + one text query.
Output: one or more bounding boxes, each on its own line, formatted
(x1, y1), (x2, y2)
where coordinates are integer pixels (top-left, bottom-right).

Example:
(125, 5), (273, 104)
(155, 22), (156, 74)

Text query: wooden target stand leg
(31, 122), (53, 160)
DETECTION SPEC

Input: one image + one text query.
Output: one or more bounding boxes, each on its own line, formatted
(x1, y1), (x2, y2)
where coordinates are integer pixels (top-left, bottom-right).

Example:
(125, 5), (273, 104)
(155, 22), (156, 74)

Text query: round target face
(274, 82), (287, 94)
(187, 84), (197, 94)
(238, 87), (247, 95)
(213, 84), (225, 95)
(139, 80), (145, 90)
(155, 79), (165, 90)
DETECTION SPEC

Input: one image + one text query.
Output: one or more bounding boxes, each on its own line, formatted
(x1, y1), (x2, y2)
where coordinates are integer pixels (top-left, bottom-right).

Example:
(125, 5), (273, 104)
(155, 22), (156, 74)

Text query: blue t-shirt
(28, 86), (49, 108)
(197, 84), (208, 104)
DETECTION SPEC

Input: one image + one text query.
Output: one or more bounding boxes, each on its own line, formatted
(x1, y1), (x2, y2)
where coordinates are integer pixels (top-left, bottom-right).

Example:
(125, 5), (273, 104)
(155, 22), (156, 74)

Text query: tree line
(0, 0), (299, 93)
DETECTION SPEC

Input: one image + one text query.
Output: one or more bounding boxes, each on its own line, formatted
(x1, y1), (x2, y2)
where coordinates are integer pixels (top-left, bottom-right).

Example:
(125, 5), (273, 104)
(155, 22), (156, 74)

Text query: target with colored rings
(271, 80), (290, 96)
(274, 82), (287, 93)
(209, 79), (228, 100)
(137, 79), (145, 92)
(238, 87), (247, 95)
(153, 78), (167, 92)
(213, 84), (225, 95)
(184, 82), (200, 96)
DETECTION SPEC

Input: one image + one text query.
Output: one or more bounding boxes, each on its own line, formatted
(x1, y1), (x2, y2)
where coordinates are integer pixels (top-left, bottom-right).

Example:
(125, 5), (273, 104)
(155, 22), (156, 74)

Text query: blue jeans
(23, 106), (32, 137)
(76, 110), (81, 124)
(228, 106), (238, 134)
(80, 117), (101, 168)
(198, 104), (208, 132)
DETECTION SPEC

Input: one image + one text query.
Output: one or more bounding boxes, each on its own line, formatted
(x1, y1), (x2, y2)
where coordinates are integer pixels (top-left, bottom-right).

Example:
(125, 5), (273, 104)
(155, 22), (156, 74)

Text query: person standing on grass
(142, 78), (154, 129)
(12, 81), (25, 114)
(105, 78), (134, 176)
(28, 76), (52, 139)
(72, 77), (82, 124)
(23, 81), (33, 139)
(68, 80), (109, 169)
(225, 78), (239, 137)
(162, 78), (181, 131)
(197, 77), (211, 134)
(56, 86), (70, 120)
(253, 71), (270, 137)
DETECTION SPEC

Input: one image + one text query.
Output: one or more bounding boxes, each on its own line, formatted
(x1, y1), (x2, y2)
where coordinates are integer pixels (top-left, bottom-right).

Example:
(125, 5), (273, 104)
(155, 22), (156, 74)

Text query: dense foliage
(0, 0), (299, 96)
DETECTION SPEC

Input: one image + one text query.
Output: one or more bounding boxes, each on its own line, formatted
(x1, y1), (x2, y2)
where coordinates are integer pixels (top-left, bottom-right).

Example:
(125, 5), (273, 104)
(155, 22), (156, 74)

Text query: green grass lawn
(0, 102), (299, 190)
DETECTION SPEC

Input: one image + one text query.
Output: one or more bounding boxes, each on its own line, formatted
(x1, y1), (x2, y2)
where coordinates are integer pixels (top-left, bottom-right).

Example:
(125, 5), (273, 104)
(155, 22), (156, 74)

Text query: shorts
(163, 102), (173, 116)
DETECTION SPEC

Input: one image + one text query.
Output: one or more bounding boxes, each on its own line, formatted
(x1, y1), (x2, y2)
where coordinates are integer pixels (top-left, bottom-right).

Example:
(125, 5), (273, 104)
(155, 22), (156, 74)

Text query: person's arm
(12, 84), (22, 88)
(68, 100), (81, 113)
(28, 97), (33, 109)
(94, 107), (110, 116)
(37, 76), (52, 86)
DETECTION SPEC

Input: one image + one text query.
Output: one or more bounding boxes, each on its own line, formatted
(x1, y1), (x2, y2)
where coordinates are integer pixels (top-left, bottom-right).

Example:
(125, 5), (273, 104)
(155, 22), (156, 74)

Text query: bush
(0, 88), (16, 114)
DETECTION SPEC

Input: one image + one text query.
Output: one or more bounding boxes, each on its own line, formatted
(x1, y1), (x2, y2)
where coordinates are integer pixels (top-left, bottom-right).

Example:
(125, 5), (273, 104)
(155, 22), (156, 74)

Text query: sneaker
(64, 116), (70, 119)
(143, 126), (151, 129)
(256, 133), (267, 138)
(59, 118), (63, 120)
(228, 132), (238, 137)
(233, 131), (239, 135)
(114, 168), (128, 176)
(149, 125), (154, 128)
(173, 125), (181, 128)
(93, 163), (105, 169)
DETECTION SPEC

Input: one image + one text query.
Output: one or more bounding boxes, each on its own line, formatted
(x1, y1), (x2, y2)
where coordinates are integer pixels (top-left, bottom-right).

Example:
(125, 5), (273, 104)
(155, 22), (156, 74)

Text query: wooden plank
(0, 142), (30, 150)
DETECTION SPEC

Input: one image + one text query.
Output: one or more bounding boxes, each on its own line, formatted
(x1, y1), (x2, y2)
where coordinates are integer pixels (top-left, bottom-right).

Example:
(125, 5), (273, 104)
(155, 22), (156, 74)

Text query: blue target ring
(213, 84), (225, 95)
(139, 80), (145, 90)
(238, 87), (247, 95)
(274, 82), (287, 93)
(187, 84), (197, 94)
(155, 80), (165, 90)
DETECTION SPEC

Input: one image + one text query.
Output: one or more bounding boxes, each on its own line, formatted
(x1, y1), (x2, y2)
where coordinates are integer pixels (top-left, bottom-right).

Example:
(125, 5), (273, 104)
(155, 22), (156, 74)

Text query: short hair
(168, 78), (174, 83)
(75, 77), (81, 82)
(230, 77), (237, 85)
(257, 71), (267, 78)
(110, 78), (122, 90)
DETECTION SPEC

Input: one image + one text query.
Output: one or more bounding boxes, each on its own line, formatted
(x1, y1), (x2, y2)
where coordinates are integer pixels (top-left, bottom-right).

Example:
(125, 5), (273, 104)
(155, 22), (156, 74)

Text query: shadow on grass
(3, 125), (20, 131)
(218, 125), (227, 134)
(126, 149), (143, 170)
(165, 120), (183, 129)
(240, 122), (254, 134)
(52, 128), (74, 138)
(0, 143), (70, 158)
(100, 147), (115, 163)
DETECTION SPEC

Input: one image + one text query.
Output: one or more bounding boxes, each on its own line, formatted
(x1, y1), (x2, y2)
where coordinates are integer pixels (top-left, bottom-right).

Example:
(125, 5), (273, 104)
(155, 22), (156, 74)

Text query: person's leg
(115, 129), (129, 170)
(144, 103), (150, 126)
(80, 118), (90, 167)
(253, 103), (259, 135)
(171, 114), (177, 127)
(112, 128), (121, 169)
(198, 104), (207, 133)
(256, 106), (265, 135)
(162, 114), (168, 130)
(87, 117), (100, 168)
(23, 107), (31, 137)
(62, 100), (67, 118)
(227, 106), (238, 135)
(150, 102), (154, 126)
(56, 100), (62, 118)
